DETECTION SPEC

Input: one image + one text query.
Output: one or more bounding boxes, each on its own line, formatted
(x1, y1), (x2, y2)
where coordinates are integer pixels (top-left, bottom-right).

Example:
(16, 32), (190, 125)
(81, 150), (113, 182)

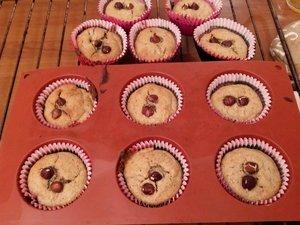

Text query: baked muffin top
(221, 147), (281, 202)
(28, 152), (87, 207)
(105, 0), (146, 21)
(123, 148), (183, 205)
(199, 28), (248, 59)
(134, 27), (177, 61)
(173, 0), (213, 19)
(77, 27), (123, 62)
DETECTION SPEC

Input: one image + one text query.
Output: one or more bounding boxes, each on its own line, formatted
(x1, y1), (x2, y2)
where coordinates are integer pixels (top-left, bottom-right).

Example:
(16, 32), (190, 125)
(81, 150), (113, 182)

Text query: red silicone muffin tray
(0, 61), (299, 224)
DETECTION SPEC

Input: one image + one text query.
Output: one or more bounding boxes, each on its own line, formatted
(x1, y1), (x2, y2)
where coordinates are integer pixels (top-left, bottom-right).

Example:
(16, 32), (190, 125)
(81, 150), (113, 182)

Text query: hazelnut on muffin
(172, 0), (214, 20)
(43, 84), (94, 128)
(210, 83), (263, 122)
(104, 0), (146, 21)
(76, 27), (123, 63)
(126, 83), (178, 125)
(27, 152), (88, 207)
(123, 147), (183, 205)
(221, 148), (281, 202)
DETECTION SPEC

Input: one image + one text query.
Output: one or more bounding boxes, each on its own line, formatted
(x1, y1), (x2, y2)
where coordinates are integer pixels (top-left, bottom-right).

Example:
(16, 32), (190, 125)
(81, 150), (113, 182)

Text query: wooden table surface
(0, 0), (299, 224)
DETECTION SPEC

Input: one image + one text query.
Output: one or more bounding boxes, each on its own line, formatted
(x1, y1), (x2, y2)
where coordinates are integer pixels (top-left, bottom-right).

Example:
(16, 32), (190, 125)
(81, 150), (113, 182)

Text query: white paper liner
(165, 0), (223, 36)
(71, 19), (128, 65)
(19, 141), (92, 210)
(206, 73), (271, 123)
(34, 77), (98, 129)
(193, 18), (256, 60)
(97, 0), (152, 31)
(215, 137), (290, 205)
(117, 138), (190, 207)
(129, 18), (182, 63)
(120, 75), (183, 125)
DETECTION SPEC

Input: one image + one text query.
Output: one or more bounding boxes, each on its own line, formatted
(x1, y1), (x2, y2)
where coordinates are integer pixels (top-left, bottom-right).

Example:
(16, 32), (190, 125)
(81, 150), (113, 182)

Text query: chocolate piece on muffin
(27, 152), (87, 207)
(44, 84), (94, 128)
(105, 0), (146, 21)
(134, 27), (177, 61)
(210, 83), (263, 122)
(76, 27), (123, 62)
(173, 0), (214, 20)
(123, 147), (183, 205)
(221, 147), (281, 202)
(199, 28), (248, 59)
(127, 83), (177, 125)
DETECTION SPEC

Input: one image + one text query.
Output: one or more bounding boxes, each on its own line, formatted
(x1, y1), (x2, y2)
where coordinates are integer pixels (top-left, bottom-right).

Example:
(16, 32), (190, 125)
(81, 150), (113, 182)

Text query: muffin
(27, 152), (88, 207)
(104, 0), (146, 22)
(126, 83), (178, 125)
(210, 83), (263, 122)
(44, 84), (94, 128)
(221, 147), (281, 202)
(199, 28), (248, 59)
(76, 27), (123, 63)
(134, 27), (177, 61)
(172, 0), (214, 19)
(123, 147), (183, 205)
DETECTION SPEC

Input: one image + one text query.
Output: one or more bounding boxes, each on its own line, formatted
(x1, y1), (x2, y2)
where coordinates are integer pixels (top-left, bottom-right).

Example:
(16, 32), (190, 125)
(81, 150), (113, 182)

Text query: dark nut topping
(56, 97), (66, 107)
(101, 45), (112, 54)
(223, 95), (236, 106)
(52, 108), (62, 119)
(149, 171), (163, 182)
(237, 96), (249, 106)
(190, 2), (199, 10)
(94, 40), (103, 49)
(243, 161), (259, 174)
(50, 181), (64, 193)
(141, 183), (155, 195)
(114, 2), (124, 9)
(128, 3), (134, 9)
(242, 175), (257, 191)
(150, 33), (162, 43)
(147, 94), (159, 104)
(40, 167), (55, 180)
(209, 36), (220, 44)
(142, 105), (156, 117)
(221, 40), (233, 47)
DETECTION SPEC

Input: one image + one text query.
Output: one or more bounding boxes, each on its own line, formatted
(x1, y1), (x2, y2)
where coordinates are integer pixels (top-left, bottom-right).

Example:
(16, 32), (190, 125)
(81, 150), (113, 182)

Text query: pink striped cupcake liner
(71, 19), (128, 66)
(19, 141), (92, 210)
(120, 75), (184, 125)
(206, 72), (271, 124)
(117, 138), (190, 207)
(129, 18), (182, 63)
(98, 0), (152, 31)
(34, 77), (98, 129)
(194, 18), (256, 60)
(165, 0), (223, 36)
(216, 137), (290, 205)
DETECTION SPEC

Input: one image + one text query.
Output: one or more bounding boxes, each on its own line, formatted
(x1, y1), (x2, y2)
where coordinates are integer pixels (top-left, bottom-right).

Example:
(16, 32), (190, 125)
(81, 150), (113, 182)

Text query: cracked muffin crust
(199, 28), (248, 59)
(126, 83), (178, 125)
(172, 0), (214, 19)
(27, 152), (88, 207)
(123, 147), (183, 205)
(44, 84), (94, 128)
(221, 147), (281, 202)
(76, 27), (123, 62)
(210, 83), (263, 122)
(134, 27), (177, 61)
(104, 0), (146, 22)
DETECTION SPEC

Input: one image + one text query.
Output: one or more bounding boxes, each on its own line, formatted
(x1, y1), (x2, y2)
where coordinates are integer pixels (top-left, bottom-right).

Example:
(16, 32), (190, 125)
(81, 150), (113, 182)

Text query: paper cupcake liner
(215, 137), (290, 205)
(120, 75), (183, 125)
(117, 138), (190, 207)
(206, 72), (271, 123)
(98, 0), (152, 32)
(19, 141), (92, 210)
(193, 18), (256, 60)
(71, 19), (128, 66)
(34, 77), (98, 129)
(129, 18), (182, 63)
(165, 0), (223, 36)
